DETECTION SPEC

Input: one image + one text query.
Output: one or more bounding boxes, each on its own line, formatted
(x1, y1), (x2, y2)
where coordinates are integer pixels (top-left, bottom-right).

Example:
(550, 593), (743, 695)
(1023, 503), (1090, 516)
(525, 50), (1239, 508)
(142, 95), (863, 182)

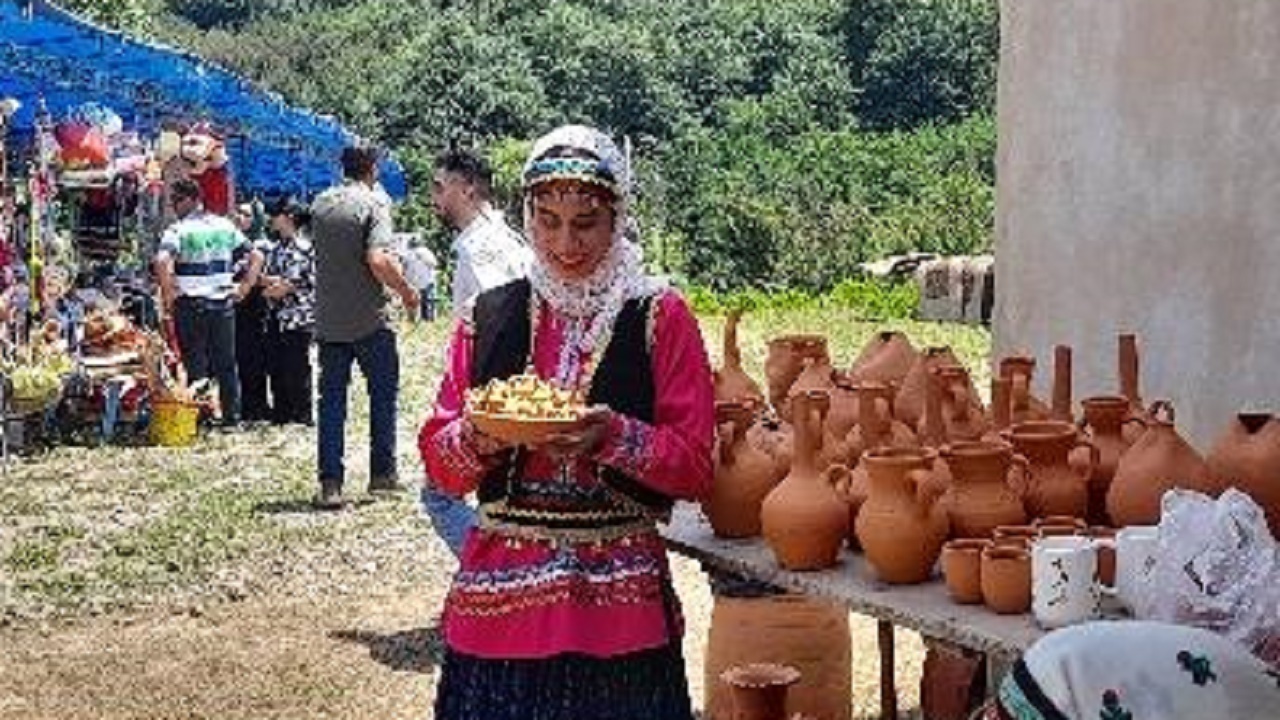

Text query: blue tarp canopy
(0, 0), (406, 200)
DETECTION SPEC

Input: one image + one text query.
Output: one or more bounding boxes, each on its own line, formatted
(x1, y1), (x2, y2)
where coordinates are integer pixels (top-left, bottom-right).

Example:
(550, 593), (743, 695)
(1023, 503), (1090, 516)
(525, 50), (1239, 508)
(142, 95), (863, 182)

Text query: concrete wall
(994, 0), (1280, 449)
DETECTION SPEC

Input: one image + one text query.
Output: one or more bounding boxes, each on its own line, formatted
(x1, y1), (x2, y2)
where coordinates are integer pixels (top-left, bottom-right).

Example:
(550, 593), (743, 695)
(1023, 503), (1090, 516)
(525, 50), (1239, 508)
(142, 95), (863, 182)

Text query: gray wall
(994, 0), (1280, 449)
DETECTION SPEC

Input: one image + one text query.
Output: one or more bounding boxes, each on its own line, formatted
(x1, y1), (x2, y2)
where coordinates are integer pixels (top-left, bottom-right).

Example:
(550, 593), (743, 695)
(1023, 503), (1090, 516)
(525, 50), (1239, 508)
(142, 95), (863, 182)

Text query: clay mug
(1031, 535), (1108, 629)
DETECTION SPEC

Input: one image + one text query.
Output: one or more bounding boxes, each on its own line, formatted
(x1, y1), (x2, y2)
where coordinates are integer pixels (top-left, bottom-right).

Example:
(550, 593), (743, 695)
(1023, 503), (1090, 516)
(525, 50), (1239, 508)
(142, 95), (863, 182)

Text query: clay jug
(1207, 412), (1280, 537)
(894, 346), (968, 431)
(783, 353), (837, 423)
(721, 663), (801, 720)
(705, 402), (786, 538)
(824, 377), (861, 440)
(1077, 395), (1144, 526)
(941, 441), (1029, 539)
(840, 382), (917, 546)
(1000, 355), (1050, 425)
(933, 364), (988, 442)
(854, 446), (950, 584)
(715, 310), (764, 404)
(982, 376), (1013, 442)
(746, 409), (793, 479)
(808, 391), (856, 471)
(761, 391), (851, 571)
(765, 335), (827, 412)
(1051, 345), (1073, 422)
(1118, 333), (1150, 444)
(1004, 420), (1096, 520)
(849, 330), (918, 386)
(1108, 401), (1221, 527)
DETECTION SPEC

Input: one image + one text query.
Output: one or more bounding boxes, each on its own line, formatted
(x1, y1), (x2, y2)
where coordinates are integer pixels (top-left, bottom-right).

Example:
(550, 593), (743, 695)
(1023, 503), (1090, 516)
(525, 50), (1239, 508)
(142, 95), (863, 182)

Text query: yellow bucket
(150, 400), (199, 447)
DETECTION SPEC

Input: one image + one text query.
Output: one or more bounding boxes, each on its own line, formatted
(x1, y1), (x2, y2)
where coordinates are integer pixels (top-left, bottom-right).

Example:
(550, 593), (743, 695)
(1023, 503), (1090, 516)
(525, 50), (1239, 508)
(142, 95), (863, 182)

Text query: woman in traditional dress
(418, 125), (714, 720)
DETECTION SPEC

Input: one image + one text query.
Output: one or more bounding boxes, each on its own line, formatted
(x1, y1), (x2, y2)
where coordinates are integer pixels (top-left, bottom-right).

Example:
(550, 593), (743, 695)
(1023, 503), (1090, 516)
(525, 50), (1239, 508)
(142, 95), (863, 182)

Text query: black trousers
(175, 296), (240, 423)
(267, 322), (313, 425)
(235, 295), (270, 422)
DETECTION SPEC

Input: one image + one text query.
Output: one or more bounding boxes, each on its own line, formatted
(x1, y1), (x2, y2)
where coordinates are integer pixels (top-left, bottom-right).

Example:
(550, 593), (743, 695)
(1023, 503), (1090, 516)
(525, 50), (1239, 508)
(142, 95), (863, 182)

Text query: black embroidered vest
(470, 279), (673, 517)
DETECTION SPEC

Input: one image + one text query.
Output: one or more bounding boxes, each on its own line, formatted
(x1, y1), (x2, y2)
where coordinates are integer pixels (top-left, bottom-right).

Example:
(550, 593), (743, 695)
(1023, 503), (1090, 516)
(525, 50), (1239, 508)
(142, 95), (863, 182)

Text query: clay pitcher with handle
(933, 364), (988, 442)
(761, 391), (851, 571)
(1076, 395), (1144, 526)
(942, 440), (1029, 539)
(764, 335), (828, 414)
(1001, 354), (1050, 425)
(1004, 420), (1097, 520)
(714, 310), (764, 404)
(1207, 412), (1280, 537)
(839, 382), (917, 547)
(894, 346), (968, 431)
(1108, 401), (1221, 526)
(854, 446), (950, 584)
(705, 402), (786, 538)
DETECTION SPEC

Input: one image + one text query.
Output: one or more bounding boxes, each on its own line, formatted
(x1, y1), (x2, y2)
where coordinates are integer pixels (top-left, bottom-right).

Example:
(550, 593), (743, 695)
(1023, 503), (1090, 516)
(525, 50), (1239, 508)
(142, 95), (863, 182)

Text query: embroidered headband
(522, 156), (621, 198)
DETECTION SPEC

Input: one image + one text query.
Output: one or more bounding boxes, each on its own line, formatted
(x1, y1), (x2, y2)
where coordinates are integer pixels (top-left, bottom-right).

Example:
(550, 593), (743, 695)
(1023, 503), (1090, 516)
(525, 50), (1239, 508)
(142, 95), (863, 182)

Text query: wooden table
(661, 503), (1046, 719)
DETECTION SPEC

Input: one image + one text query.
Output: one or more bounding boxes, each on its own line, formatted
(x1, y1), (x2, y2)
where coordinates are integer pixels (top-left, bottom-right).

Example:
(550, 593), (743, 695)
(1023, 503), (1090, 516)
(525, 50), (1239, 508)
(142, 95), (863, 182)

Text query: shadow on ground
(331, 624), (446, 673)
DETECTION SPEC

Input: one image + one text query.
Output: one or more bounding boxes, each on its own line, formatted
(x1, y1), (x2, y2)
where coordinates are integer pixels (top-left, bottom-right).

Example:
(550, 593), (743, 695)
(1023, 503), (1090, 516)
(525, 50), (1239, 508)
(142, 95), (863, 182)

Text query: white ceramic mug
(1032, 536), (1106, 629)
(1111, 525), (1160, 613)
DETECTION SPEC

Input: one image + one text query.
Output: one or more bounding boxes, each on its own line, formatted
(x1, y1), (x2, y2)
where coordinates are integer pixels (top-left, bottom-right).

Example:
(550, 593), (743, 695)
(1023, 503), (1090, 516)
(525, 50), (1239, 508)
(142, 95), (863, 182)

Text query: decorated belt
(477, 499), (658, 545)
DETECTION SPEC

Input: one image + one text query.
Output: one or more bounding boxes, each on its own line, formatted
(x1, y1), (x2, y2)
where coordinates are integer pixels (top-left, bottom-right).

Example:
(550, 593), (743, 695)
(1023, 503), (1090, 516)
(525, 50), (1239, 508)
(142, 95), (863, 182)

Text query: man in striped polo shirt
(154, 178), (262, 426)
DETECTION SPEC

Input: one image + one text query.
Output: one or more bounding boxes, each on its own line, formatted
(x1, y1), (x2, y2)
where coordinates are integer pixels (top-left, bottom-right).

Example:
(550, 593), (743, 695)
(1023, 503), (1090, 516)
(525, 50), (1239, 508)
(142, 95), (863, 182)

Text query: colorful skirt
(433, 643), (695, 720)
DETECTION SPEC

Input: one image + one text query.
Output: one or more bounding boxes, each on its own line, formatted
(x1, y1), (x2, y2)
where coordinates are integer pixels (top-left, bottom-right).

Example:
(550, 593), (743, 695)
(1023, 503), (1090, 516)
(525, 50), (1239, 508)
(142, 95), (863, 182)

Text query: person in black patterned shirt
(262, 198), (316, 425)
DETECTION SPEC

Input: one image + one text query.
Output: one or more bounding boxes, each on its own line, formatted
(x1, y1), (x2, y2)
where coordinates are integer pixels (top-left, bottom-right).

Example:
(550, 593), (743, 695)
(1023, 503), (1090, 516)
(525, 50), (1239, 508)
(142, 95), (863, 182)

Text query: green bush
(684, 277), (918, 320)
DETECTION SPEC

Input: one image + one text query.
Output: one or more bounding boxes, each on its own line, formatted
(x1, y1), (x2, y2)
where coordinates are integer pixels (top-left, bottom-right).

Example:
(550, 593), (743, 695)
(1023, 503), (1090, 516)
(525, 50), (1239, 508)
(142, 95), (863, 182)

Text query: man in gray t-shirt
(309, 145), (419, 509)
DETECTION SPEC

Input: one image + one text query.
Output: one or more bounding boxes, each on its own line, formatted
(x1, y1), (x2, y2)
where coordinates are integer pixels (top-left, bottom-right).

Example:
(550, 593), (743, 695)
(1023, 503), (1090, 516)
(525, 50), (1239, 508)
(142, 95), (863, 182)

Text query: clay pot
(1206, 412), (1280, 538)
(1077, 396), (1144, 526)
(941, 441), (1028, 539)
(942, 539), (990, 605)
(849, 330), (918, 386)
(1004, 420), (1096, 520)
(747, 414), (793, 479)
(765, 335), (828, 413)
(721, 663), (802, 720)
(854, 447), (950, 584)
(704, 594), (852, 720)
(933, 364), (988, 442)
(1089, 526), (1117, 586)
(895, 346), (970, 431)
(715, 311), (765, 404)
(981, 545), (1032, 614)
(1117, 333), (1152, 444)
(1108, 401), (1221, 527)
(762, 392), (851, 571)
(1051, 345), (1073, 422)
(1000, 355), (1051, 425)
(705, 402), (787, 538)
(846, 382), (917, 461)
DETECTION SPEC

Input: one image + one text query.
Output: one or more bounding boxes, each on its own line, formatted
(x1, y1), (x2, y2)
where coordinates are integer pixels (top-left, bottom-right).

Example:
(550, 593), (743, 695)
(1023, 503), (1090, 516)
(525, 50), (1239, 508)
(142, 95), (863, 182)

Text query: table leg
(878, 619), (898, 720)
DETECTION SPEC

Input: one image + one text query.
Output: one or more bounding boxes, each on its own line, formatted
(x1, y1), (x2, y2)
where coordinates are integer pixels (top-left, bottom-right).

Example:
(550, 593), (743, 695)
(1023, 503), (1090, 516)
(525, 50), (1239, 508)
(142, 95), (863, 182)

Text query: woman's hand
(538, 406), (613, 461)
(466, 418), (512, 457)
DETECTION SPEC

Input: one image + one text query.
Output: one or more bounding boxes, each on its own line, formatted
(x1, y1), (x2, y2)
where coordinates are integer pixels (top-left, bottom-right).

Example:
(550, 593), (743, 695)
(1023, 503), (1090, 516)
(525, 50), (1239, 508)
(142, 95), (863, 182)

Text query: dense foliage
(78, 0), (1000, 291)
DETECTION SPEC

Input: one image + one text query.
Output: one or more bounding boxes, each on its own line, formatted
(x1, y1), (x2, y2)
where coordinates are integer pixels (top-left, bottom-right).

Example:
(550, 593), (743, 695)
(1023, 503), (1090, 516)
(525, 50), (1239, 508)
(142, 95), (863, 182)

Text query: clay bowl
(468, 410), (583, 446)
(980, 545), (1031, 614)
(941, 539), (990, 605)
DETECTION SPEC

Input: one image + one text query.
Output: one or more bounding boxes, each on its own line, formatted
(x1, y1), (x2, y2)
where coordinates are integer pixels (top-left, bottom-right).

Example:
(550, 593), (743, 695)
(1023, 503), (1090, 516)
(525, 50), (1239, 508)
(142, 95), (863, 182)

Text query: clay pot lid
(721, 662), (802, 688)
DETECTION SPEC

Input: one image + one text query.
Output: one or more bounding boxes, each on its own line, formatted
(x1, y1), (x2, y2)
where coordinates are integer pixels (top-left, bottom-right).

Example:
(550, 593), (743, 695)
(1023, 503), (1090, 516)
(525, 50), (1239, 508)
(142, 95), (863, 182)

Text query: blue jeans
(420, 485), (477, 557)
(174, 296), (240, 423)
(317, 327), (398, 487)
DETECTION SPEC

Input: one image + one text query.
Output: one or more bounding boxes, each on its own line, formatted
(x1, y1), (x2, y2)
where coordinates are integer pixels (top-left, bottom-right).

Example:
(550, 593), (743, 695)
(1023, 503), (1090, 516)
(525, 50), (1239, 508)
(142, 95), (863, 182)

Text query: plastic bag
(1139, 488), (1280, 667)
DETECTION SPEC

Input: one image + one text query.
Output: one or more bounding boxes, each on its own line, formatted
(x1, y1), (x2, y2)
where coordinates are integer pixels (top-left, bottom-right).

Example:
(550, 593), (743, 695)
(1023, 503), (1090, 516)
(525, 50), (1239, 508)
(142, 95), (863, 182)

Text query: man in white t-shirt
(394, 233), (439, 322)
(423, 148), (531, 556)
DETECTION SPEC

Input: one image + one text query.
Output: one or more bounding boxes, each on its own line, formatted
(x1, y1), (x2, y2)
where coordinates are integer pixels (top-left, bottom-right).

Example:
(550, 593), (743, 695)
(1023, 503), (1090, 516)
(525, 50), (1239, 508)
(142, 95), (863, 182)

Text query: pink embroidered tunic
(419, 290), (714, 660)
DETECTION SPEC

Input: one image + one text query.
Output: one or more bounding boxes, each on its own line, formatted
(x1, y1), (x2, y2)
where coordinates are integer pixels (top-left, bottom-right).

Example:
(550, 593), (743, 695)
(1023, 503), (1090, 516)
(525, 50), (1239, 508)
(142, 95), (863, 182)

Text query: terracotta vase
(784, 354), (837, 422)
(1051, 345), (1073, 422)
(1000, 355), (1050, 425)
(933, 364), (988, 442)
(765, 335), (828, 413)
(1118, 333), (1150, 445)
(704, 594), (852, 720)
(1206, 412), (1280, 537)
(1108, 401), (1221, 527)
(941, 441), (1028, 539)
(849, 330), (919, 386)
(761, 391), (851, 571)
(1077, 395), (1143, 526)
(942, 538), (990, 605)
(705, 402), (786, 538)
(721, 663), (802, 720)
(854, 446), (950, 584)
(981, 545), (1032, 614)
(840, 382), (917, 547)
(715, 311), (765, 404)
(894, 346), (969, 431)
(1004, 420), (1097, 520)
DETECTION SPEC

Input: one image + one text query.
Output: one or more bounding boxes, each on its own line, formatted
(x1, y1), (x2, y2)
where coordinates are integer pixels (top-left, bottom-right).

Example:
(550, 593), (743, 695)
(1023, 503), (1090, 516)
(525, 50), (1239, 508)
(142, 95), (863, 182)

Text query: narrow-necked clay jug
(824, 376), (862, 440)
(942, 441), (1028, 539)
(1004, 420), (1096, 520)
(765, 335), (828, 412)
(1108, 401), (1220, 527)
(933, 364), (988, 442)
(761, 391), (851, 571)
(715, 310), (765, 404)
(1118, 333), (1150, 444)
(896, 346), (974, 431)
(783, 353), (837, 424)
(1077, 395), (1144, 526)
(846, 381), (917, 461)
(1000, 355), (1050, 425)
(982, 376), (1013, 442)
(705, 402), (786, 538)
(746, 406), (793, 478)
(849, 330), (918, 386)
(854, 446), (949, 584)
(1207, 412), (1280, 536)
